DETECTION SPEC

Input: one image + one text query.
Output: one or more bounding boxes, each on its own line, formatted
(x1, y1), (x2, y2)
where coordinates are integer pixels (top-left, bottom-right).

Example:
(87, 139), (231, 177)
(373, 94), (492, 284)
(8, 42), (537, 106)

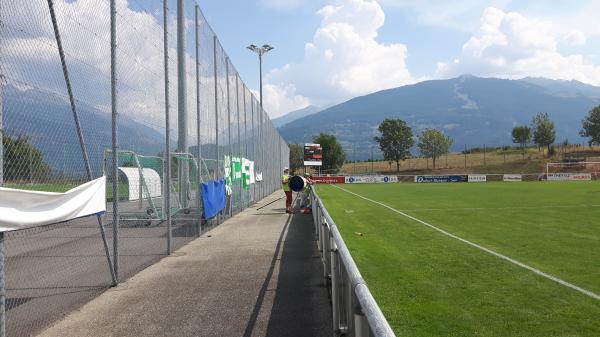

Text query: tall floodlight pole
(246, 44), (274, 108)
(177, 0), (189, 208)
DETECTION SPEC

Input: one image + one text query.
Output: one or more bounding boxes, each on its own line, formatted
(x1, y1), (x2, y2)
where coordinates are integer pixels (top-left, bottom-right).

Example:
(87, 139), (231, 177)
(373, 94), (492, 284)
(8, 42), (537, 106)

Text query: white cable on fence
(332, 185), (600, 301)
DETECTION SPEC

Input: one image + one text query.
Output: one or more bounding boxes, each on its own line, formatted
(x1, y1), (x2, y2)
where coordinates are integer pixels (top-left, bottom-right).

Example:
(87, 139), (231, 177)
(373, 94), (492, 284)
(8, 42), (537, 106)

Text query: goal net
(545, 161), (600, 181)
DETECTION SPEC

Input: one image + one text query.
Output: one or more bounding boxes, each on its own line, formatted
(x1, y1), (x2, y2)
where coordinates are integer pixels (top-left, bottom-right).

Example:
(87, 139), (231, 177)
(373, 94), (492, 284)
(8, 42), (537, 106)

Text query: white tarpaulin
(249, 161), (256, 184)
(0, 176), (106, 232)
(118, 167), (161, 201)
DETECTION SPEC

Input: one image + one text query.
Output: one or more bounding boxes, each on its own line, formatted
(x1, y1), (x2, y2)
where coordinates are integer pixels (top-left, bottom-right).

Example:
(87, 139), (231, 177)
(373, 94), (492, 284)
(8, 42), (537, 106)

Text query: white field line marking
(399, 204), (600, 212)
(332, 185), (600, 301)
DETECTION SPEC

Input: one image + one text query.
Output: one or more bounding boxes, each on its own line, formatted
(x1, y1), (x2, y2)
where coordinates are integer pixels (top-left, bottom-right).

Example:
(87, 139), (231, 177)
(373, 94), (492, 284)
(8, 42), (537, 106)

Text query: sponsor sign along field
(468, 174), (487, 183)
(414, 175), (467, 183)
(311, 176), (346, 184)
(547, 173), (592, 181)
(503, 174), (522, 182)
(345, 176), (399, 184)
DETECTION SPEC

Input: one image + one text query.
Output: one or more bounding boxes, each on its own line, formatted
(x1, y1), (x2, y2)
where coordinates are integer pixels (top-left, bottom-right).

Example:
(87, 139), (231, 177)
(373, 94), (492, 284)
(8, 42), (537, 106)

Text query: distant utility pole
(353, 145), (356, 174)
(371, 146), (374, 174)
(464, 144), (467, 169)
(483, 144), (487, 166)
(246, 44), (274, 108)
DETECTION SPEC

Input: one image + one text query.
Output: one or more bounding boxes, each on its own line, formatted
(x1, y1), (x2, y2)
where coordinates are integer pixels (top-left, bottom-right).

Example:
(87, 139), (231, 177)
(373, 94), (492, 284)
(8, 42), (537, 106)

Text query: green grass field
(316, 182), (600, 337)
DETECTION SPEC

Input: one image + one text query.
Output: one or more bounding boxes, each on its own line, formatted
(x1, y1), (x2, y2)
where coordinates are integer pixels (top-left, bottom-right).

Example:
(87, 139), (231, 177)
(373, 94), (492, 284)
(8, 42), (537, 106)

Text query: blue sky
(193, 0), (600, 118)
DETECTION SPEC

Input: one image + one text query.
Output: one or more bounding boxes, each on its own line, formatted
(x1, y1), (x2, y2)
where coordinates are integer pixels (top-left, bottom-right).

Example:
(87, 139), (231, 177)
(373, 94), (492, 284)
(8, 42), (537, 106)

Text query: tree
(313, 133), (345, 173)
(417, 128), (453, 168)
(511, 125), (532, 158)
(2, 134), (51, 182)
(374, 118), (414, 172)
(532, 112), (555, 153)
(289, 143), (303, 172)
(580, 105), (600, 146)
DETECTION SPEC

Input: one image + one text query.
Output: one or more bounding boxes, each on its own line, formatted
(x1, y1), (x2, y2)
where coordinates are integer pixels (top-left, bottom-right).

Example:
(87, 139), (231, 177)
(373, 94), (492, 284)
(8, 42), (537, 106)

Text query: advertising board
(503, 174), (522, 182)
(468, 174), (487, 183)
(303, 143), (322, 166)
(345, 176), (399, 184)
(414, 175), (466, 183)
(311, 176), (346, 184)
(547, 173), (592, 181)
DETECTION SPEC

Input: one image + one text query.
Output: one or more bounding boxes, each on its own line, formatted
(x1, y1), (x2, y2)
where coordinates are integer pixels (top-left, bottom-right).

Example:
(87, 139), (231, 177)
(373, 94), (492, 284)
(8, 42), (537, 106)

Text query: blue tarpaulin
(201, 179), (226, 219)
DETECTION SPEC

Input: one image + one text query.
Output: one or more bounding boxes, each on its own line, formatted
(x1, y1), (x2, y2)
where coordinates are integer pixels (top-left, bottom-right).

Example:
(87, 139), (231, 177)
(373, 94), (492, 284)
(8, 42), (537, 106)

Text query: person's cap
(283, 167), (289, 171)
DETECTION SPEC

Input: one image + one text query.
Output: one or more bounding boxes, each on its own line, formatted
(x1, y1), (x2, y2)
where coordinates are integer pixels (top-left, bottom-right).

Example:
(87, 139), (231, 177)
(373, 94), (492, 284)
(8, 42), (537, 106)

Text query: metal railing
(310, 188), (396, 337)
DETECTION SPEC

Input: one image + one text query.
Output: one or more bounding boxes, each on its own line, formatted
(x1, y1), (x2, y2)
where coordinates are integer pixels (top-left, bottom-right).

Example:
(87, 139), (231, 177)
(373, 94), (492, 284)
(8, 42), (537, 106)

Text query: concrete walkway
(37, 192), (332, 337)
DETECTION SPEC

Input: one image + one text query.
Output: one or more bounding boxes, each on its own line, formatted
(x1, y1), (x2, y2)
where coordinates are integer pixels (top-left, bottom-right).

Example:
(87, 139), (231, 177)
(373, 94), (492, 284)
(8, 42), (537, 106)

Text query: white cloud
(259, 0), (305, 11)
(563, 30), (586, 46)
(259, 84), (311, 119)
(264, 0), (413, 117)
(377, 0), (510, 31)
(1, 0), (198, 133)
(0, 0), (173, 129)
(436, 7), (600, 85)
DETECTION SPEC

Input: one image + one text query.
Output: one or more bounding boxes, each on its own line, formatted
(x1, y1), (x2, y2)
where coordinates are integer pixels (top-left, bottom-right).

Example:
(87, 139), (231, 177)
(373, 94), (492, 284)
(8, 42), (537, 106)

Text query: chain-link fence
(0, 1), (289, 336)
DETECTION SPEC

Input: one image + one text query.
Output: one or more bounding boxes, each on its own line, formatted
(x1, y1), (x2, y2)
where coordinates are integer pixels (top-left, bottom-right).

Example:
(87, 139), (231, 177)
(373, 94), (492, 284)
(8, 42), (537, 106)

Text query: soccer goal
(545, 161), (600, 181)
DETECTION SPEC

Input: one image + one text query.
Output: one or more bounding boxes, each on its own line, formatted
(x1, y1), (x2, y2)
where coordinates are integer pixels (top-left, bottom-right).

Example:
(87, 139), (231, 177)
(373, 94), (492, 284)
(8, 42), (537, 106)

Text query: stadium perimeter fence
(0, 1), (289, 336)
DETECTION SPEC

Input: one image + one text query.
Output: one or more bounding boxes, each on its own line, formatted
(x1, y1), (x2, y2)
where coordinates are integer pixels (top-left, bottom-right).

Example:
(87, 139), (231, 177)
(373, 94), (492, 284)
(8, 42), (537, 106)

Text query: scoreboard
(303, 143), (322, 166)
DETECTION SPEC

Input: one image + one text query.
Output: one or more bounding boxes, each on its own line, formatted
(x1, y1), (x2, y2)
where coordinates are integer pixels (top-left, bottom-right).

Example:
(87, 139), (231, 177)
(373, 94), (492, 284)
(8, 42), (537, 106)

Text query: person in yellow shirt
(282, 168), (292, 213)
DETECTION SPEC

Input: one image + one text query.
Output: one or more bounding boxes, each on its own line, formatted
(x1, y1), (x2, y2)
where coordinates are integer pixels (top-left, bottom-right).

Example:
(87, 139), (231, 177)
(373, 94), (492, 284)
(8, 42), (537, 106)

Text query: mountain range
(272, 105), (321, 128)
(2, 85), (166, 177)
(277, 75), (600, 160)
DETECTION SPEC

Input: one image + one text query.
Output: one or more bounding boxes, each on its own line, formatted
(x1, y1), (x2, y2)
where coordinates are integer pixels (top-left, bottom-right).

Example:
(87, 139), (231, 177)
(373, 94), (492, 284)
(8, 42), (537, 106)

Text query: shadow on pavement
(243, 194), (332, 337)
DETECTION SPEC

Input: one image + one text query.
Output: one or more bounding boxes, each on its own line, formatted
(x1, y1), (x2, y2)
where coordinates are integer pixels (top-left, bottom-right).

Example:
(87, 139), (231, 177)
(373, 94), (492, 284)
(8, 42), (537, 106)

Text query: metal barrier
(310, 188), (396, 337)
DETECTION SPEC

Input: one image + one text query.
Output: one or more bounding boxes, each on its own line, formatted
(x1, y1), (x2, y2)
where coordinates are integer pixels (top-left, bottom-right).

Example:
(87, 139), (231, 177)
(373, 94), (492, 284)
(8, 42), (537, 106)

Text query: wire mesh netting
(0, 1), (289, 336)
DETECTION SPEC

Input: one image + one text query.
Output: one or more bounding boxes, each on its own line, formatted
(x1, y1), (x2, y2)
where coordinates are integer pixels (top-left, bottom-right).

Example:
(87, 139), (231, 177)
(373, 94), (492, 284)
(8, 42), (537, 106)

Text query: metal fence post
(163, 0), (172, 255)
(213, 35), (220, 225)
(238, 77), (245, 209)
(177, 0), (189, 210)
(110, 0), (120, 281)
(251, 95), (255, 203)
(331, 237), (340, 335)
(195, 4), (202, 236)
(0, 75), (4, 187)
(46, 0), (117, 285)
(235, 75), (241, 212)
(354, 310), (371, 337)
(0, 232), (5, 337)
(345, 267), (353, 334)
(225, 58), (233, 218)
